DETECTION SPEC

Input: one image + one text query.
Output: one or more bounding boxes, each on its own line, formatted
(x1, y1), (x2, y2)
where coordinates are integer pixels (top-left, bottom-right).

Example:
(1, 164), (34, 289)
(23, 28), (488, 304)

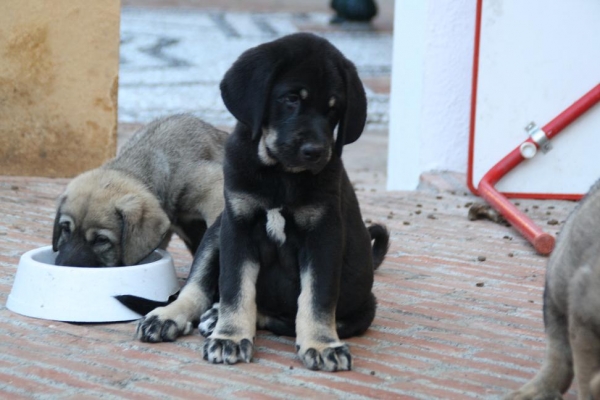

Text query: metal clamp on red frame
(520, 123), (551, 158)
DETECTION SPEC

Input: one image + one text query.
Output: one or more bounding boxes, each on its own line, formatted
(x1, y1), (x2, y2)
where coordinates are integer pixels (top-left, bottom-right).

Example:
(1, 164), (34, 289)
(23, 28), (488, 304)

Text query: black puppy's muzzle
(295, 116), (333, 172)
(294, 138), (331, 174)
(300, 143), (325, 163)
(270, 114), (333, 173)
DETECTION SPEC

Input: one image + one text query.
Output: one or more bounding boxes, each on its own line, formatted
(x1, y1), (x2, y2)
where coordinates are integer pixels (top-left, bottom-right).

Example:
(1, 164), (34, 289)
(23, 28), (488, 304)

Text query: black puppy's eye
(94, 235), (110, 246)
(60, 222), (71, 235)
(284, 94), (300, 106)
(328, 96), (337, 109)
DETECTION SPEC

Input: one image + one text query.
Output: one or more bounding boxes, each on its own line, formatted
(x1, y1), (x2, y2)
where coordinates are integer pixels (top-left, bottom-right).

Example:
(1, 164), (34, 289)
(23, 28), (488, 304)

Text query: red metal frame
(477, 84), (600, 255)
(466, 0), (483, 198)
(468, 0), (600, 254)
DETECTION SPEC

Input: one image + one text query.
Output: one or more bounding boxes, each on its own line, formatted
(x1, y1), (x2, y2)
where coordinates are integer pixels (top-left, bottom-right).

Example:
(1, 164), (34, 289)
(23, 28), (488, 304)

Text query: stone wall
(0, 0), (120, 177)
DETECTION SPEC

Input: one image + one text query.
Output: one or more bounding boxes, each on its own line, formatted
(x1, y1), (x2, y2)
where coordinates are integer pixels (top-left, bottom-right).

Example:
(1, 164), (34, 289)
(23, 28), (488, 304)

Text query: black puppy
(134, 33), (389, 372)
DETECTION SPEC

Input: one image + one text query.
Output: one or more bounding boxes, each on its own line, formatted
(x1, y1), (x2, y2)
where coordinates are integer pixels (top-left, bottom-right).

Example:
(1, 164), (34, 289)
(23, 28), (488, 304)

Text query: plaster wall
(387, 0), (476, 190)
(0, 0), (120, 177)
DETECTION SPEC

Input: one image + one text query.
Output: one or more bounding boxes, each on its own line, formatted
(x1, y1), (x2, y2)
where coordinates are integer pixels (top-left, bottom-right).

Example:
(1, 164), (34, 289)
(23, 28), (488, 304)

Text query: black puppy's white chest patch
(266, 208), (286, 244)
(264, 205), (326, 245)
(227, 190), (326, 245)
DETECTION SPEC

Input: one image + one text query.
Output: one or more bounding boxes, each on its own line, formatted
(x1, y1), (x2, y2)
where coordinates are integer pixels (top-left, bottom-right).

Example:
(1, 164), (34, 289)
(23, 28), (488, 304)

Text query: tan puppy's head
(52, 169), (171, 267)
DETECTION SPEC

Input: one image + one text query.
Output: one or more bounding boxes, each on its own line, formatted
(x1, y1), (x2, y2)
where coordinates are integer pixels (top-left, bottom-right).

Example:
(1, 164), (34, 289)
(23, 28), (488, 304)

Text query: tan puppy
(507, 180), (600, 400)
(53, 114), (227, 267)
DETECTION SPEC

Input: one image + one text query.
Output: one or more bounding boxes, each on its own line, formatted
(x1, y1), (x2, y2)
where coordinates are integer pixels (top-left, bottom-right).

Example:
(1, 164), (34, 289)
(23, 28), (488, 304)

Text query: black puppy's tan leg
(505, 286), (573, 400)
(203, 260), (258, 364)
(296, 268), (351, 372)
(137, 281), (209, 342)
(204, 211), (259, 364)
(136, 218), (221, 342)
(294, 210), (351, 372)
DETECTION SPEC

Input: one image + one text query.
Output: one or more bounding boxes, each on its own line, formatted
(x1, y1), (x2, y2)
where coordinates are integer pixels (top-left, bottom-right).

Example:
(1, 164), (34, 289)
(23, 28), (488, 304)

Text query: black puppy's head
(220, 33), (367, 174)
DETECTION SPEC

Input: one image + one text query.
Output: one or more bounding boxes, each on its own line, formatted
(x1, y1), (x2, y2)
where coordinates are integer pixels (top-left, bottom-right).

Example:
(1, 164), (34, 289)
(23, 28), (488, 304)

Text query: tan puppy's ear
(115, 193), (171, 265)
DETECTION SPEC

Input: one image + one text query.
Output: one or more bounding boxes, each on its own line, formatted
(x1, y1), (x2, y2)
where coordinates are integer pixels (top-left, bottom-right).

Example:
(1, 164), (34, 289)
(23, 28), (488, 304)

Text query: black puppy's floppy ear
(335, 60), (367, 157)
(220, 46), (281, 141)
(52, 195), (66, 251)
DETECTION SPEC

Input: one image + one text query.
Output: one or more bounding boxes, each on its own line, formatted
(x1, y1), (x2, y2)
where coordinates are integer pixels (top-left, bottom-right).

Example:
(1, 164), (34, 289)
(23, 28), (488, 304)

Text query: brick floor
(0, 155), (581, 398)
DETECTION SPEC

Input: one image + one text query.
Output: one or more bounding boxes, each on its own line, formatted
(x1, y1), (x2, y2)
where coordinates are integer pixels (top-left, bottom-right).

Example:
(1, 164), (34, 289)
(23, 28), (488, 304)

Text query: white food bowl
(6, 246), (180, 323)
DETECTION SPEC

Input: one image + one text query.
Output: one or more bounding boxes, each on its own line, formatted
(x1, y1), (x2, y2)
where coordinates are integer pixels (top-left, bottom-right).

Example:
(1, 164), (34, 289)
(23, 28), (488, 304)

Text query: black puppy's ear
(220, 46), (281, 141)
(52, 196), (66, 251)
(335, 61), (367, 157)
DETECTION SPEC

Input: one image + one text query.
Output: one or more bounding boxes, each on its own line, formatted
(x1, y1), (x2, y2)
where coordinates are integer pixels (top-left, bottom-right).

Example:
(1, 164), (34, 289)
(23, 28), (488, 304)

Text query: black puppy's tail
(368, 224), (390, 270)
(115, 292), (179, 316)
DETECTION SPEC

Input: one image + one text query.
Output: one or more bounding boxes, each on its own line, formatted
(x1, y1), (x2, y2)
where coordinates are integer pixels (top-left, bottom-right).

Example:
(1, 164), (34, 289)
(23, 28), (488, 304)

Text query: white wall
(387, 0), (476, 191)
(470, 0), (600, 196)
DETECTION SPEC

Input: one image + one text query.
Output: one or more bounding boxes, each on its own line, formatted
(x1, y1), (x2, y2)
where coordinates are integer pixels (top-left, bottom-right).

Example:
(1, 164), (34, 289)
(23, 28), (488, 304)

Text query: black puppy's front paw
(135, 307), (194, 343)
(203, 337), (254, 365)
(297, 343), (352, 372)
(198, 303), (219, 338)
(136, 315), (178, 342)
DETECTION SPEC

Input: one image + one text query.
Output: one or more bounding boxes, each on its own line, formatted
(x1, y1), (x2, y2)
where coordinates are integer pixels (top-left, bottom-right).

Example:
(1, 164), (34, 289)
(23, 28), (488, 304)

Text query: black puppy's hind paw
(198, 303), (219, 338)
(203, 338), (254, 365)
(136, 313), (193, 343)
(298, 344), (352, 372)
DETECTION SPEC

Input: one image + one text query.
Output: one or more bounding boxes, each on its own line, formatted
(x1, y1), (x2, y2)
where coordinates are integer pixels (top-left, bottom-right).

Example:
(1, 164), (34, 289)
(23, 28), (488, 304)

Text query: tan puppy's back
(53, 114), (228, 267)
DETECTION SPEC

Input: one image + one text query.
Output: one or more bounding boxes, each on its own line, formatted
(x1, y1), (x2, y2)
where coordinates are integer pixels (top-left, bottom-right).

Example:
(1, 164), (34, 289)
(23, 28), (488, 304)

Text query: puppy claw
(301, 348), (324, 371)
(323, 345), (352, 371)
(199, 303), (219, 338)
(222, 340), (240, 364)
(203, 338), (254, 365)
(239, 339), (254, 363)
(297, 344), (351, 372)
(204, 339), (224, 364)
(159, 320), (179, 341)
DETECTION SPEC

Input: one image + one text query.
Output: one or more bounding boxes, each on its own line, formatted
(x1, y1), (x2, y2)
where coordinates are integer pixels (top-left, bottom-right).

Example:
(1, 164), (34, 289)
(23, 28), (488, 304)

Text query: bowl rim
(22, 245), (172, 271)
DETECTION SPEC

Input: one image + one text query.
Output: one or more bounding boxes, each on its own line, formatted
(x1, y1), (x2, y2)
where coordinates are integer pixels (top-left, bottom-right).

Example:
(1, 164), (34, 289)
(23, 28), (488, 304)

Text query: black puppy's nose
(300, 144), (324, 162)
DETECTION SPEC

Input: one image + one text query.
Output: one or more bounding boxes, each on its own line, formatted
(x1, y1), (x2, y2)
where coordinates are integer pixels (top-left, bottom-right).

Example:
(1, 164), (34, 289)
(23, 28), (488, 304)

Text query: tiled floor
(117, 5), (392, 129)
(0, 1), (583, 399)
